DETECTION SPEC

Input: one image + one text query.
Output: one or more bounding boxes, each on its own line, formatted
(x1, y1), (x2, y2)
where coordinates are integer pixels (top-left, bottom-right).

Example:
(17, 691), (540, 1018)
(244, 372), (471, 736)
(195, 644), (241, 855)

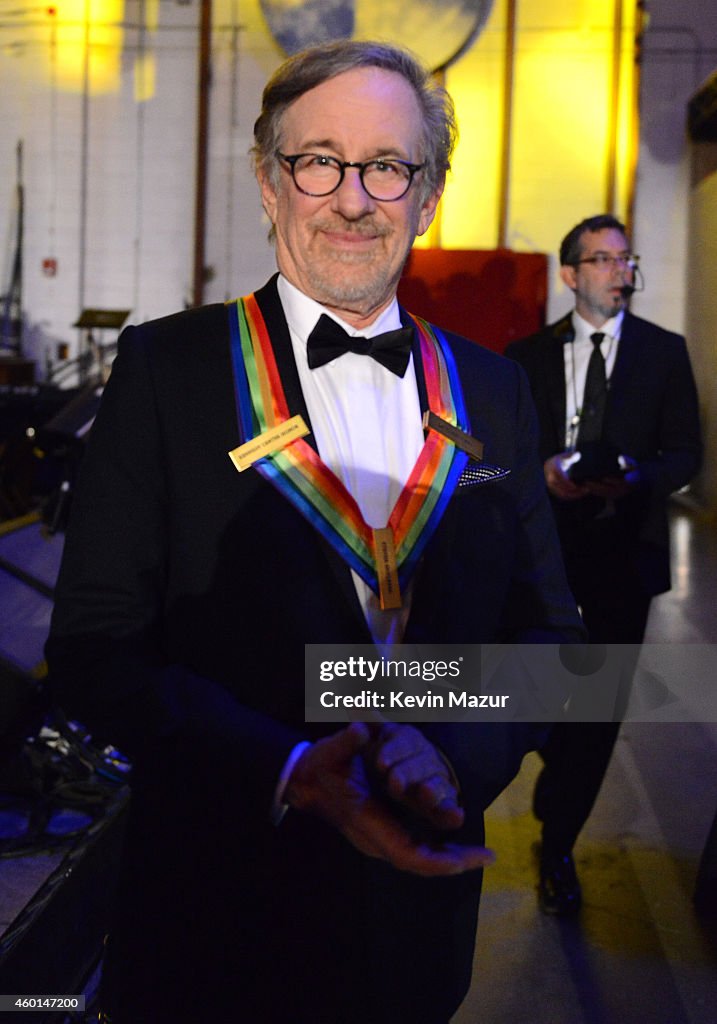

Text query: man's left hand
(584, 455), (640, 499)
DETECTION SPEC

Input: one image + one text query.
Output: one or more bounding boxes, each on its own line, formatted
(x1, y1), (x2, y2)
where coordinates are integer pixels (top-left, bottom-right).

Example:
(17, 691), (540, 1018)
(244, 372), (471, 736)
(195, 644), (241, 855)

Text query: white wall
(628, 3), (717, 517)
(0, 0), (279, 380)
(630, 7), (717, 336)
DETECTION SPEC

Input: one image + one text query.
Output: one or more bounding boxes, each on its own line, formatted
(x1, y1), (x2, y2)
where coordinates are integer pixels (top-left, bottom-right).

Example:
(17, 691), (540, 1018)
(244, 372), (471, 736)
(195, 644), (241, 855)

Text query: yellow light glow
(615, 5), (638, 219)
(146, 0), (160, 33)
(441, 0), (638, 254)
(134, 50), (156, 103)
(441, 0), (507, 249)
(54, 0), (124, 94)
(508, 6), (612, 253)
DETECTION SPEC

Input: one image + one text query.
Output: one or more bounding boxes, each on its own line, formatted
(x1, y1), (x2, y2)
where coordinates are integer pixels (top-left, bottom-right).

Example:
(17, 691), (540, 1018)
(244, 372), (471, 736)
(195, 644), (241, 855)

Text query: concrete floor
(454, 504), (717, 1024)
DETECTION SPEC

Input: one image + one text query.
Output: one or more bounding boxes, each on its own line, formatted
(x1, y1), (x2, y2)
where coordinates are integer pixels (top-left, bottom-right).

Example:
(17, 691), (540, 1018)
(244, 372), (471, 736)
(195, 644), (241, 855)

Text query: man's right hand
(544, 453), (590, 500)
(285, 723), (494, 877)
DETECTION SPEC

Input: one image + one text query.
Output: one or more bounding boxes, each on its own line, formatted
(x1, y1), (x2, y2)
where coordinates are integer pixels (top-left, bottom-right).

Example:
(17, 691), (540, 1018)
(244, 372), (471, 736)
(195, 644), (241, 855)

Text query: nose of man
(330, 167), (377, 218)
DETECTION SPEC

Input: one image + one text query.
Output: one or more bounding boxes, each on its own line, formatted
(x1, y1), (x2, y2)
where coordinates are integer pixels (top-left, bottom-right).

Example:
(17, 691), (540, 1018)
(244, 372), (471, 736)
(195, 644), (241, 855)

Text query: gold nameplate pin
(228, 415), (309, 472)
(422, 411), (484, 462)
(373, 527), (402, 610)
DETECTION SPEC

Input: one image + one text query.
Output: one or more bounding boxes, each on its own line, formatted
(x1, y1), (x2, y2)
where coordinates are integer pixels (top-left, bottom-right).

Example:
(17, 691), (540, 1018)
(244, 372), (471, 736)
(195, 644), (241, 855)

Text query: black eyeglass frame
(571, 254), (640, 271)
(277, 152), (425, 202)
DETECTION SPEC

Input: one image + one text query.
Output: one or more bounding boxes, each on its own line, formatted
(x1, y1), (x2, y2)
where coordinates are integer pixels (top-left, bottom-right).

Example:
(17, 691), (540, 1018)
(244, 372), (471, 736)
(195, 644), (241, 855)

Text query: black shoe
(538, 847), (582, 916)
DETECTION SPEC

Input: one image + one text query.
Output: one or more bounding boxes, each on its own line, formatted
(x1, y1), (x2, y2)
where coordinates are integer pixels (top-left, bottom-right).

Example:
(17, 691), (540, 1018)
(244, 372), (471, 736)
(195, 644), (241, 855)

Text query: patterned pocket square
(457, 463), (511, 488)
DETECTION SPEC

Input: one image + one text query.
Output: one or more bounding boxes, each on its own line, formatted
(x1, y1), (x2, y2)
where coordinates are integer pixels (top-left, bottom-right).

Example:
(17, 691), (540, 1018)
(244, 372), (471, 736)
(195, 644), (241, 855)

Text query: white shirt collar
(572, 308), (624, 345)
(277, 274), (402, 347)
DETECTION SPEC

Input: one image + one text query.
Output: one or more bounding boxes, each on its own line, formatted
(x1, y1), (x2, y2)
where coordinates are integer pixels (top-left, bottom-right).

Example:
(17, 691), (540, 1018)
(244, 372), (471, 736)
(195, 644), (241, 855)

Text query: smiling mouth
(313, 216), (390, 244)
(315, 231), (385, 263)
(326, 229), (376, 242)
(320, 226), (385, 250)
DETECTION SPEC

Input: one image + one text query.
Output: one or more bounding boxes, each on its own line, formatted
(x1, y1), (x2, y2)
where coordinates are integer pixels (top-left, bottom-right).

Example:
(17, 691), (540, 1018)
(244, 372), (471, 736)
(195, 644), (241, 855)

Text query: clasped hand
(285, 722), (493, 877)
(544, 452), (640, 501)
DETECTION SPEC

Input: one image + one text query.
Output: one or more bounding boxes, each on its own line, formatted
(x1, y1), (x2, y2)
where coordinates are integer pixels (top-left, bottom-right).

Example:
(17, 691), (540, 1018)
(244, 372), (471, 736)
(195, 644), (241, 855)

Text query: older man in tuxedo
(47, 41), (582, 1024)
(506, 214), (701, 915)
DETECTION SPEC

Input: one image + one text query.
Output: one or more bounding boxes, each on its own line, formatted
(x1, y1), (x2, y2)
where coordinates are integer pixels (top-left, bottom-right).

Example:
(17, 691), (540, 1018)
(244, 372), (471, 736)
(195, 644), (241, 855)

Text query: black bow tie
(306, 314), (414, 377)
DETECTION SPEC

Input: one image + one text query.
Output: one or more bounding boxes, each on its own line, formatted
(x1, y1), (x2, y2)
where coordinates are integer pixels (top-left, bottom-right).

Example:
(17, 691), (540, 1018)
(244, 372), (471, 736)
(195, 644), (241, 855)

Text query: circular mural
(259, 0), (495, 72)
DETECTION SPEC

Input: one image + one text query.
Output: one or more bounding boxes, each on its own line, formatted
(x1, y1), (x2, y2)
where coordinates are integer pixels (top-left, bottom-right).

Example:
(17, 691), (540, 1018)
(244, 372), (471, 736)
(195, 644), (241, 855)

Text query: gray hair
(252, 39), (457, 203)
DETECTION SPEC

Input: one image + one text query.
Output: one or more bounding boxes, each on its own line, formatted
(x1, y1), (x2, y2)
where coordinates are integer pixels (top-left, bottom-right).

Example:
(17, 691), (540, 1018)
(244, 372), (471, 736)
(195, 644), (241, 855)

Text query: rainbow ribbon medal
(227, 294), (473, 610)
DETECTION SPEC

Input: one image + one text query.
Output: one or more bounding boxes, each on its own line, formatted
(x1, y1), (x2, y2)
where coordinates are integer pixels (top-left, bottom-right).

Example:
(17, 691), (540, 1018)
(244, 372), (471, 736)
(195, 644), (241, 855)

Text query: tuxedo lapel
(252, 275), (317, 452)
(546, 315), (572, 452)
(400, 305), (430, 411)
(249, 276), (370, 631)
(606, 312), (641, 420)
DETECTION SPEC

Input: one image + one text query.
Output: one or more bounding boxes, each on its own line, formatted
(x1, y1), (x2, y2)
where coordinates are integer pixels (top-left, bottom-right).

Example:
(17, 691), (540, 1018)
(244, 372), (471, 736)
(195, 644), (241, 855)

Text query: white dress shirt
(563, 309), (623, 449)
(271, 276), (427, 821)
(278, 275), (424, 648)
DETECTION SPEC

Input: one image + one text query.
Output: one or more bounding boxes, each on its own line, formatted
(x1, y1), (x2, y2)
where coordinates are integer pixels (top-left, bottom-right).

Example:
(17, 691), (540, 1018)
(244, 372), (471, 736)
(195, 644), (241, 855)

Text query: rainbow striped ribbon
(227, 294), (471, 596)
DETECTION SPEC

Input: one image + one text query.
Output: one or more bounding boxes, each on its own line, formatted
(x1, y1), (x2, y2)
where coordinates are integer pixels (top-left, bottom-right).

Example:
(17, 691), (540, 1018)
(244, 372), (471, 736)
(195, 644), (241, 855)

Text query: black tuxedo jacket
(46, 277), (582, 1022)
(506, 311), (702, 596)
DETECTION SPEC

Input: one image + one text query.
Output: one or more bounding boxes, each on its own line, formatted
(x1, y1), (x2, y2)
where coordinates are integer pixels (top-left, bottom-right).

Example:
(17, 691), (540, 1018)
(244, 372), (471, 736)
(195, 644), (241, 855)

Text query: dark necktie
(576, 331), (607, 446)
(306, 314), (414, 377)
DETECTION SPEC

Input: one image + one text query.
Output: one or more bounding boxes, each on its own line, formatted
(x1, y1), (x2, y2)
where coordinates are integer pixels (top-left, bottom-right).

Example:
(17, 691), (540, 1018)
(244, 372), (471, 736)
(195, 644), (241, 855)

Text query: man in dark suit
(46, 41), (582, 1023)
(506, 214), (702, 915)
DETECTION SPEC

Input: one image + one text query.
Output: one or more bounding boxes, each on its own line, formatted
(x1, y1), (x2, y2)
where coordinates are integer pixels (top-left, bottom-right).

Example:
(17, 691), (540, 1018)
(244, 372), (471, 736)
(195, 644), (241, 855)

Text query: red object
(42, 258), (58, 277)
(398, 248), (547, 353)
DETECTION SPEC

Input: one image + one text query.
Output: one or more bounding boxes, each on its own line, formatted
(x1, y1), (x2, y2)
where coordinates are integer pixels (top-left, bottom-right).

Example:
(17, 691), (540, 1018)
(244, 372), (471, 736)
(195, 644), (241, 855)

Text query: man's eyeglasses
(277, 152), (425, 202)
(573, 254), (640, 271)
